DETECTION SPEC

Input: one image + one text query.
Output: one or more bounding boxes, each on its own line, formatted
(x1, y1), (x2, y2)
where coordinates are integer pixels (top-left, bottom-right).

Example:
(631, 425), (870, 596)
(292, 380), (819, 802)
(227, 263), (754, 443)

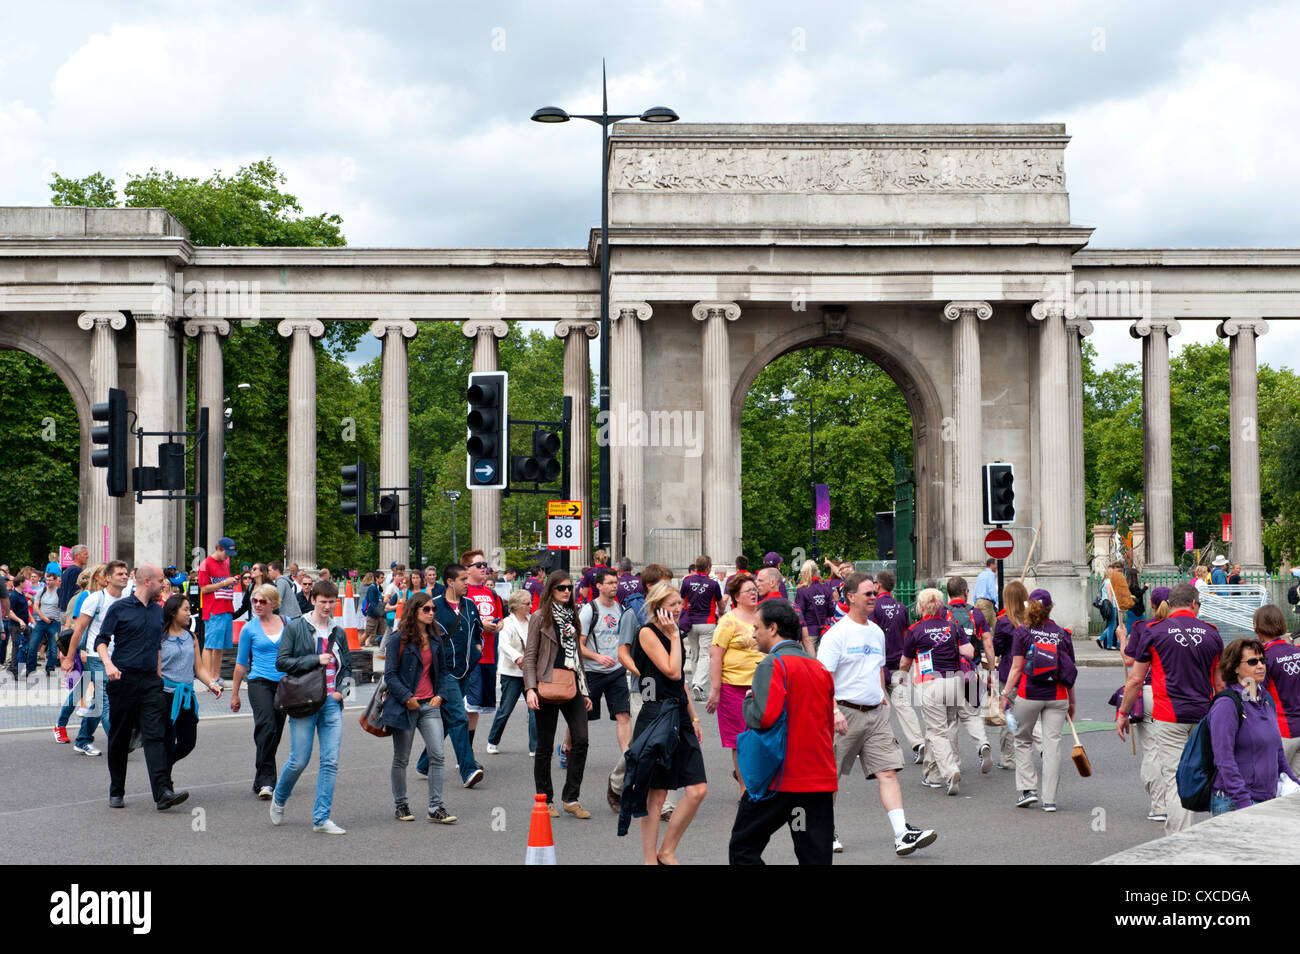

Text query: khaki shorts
(835, 703), (905, 780)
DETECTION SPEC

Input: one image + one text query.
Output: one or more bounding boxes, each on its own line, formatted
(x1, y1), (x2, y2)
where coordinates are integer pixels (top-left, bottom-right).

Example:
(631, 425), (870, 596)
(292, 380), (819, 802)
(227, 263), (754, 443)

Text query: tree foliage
(740, 348), (912, 564)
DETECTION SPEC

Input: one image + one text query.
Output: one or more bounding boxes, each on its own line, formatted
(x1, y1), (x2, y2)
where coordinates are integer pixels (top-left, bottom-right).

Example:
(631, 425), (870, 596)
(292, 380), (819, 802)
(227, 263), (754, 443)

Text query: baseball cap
(1028, 588), (1053, 606)
(763, 551), (782, 567)
(45, 561), (61, 575)
(217, 536), (236, 557)
(1150, 585), (1171, 607)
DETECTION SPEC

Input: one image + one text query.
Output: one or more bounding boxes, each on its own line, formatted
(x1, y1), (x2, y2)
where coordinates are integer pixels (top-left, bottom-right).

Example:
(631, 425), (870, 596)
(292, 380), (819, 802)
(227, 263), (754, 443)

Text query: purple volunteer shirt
(1012, 620), (1075, 701)
(795, 580), (833, 636)
(615, 572), (644, 606)
(1264, 637), (1300, 739)
(679, 572), (722, 625)
(578, 564), (611, 602)
(1132, 609), (1224, 723)
(1209, 684), (1300, 809)
(870, 592), (909, 674)
(902, 616), (968, 681)
(1122, 618), (1154, 687)
(992, 611), (1017, 683)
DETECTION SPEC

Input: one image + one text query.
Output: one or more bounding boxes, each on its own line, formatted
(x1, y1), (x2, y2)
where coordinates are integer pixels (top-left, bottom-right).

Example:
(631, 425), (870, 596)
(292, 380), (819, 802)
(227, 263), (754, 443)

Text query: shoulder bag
(274, 625), (332, 718)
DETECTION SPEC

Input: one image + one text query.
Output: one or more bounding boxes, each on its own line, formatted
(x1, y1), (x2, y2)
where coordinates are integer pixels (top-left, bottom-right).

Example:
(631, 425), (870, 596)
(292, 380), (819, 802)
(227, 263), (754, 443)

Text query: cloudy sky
(2, 0), (1298, 372)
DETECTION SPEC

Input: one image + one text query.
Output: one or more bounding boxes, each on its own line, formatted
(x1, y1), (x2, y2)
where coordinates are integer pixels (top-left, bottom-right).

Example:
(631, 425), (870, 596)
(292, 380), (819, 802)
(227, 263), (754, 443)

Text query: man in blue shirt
(416, 563), (485, 788)
(95, 564), (188, 811)
(974, 558), (999, 623)
(1210, 556), (1229, 587)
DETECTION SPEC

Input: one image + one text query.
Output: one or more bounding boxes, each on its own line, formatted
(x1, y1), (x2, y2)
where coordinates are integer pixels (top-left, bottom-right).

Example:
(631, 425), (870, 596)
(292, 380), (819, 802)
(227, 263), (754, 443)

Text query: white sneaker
(979, 743), (992, 774)
(312, 818), (347, 834)
(946, 772), (961, 796)
(257, 786), (274, 800)
(832, 833), (844, 853)
(269, 801), (285, 826)
(528, 751), (536, 757)
(485, 743), (499, 754)
(73, 742), (102, 757)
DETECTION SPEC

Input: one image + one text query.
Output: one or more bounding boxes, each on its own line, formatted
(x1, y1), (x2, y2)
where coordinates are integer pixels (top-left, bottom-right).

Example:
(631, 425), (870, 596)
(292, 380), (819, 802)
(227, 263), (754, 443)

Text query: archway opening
(740, 346), (914, 575)
(0, 349), (81, 565)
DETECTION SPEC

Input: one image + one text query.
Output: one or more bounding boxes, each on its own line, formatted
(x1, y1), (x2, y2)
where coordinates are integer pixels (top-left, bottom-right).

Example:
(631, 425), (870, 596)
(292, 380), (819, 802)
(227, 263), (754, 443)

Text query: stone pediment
(610, 123), (1072, 231)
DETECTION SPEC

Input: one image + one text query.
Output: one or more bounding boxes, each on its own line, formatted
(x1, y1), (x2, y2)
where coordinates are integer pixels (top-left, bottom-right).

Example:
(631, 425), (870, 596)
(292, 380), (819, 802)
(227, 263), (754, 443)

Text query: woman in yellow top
(705, 573), (763, 794)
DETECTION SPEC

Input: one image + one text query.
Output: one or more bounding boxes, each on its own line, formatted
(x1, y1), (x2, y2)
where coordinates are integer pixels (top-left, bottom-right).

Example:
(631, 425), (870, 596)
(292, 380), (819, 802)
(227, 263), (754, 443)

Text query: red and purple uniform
(578, 564), (611, 605)
(524, 576), (543, 613)
(869, 591), (909, 678)
(466, 583), (503, 667)
(1130, 609), (1224, 723)
(1012, 620), (1075, 701)
(902, 616), (968, 682)
(1264, 637), (1300, 739)
(615, 572), (643, 606)
(1122, 618), (1154, 688)
(795, 579), (833, 637)
(680, 572), (722, 625)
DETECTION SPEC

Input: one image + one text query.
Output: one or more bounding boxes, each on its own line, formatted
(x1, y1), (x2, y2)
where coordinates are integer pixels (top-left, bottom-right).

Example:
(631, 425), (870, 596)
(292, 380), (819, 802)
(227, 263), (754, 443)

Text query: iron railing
(1086, 571), (1289, 638)
(646, 527), (703, 575)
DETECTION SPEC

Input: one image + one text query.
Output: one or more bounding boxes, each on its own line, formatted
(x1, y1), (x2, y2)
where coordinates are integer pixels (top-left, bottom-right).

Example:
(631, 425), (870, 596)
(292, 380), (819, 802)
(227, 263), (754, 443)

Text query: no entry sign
(984, 528), (1014, 560)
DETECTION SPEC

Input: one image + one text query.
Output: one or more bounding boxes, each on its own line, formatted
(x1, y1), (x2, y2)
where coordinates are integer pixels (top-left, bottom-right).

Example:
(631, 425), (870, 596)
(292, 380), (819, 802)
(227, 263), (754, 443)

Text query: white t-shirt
(579, 598), (624, 673)
(817, 615), (887, 707)
(79, 590), (122, 653)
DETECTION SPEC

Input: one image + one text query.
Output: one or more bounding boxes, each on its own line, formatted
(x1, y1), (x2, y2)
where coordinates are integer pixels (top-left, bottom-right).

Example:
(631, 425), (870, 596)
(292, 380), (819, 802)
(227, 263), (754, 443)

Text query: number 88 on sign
(546, 500), (582, 551)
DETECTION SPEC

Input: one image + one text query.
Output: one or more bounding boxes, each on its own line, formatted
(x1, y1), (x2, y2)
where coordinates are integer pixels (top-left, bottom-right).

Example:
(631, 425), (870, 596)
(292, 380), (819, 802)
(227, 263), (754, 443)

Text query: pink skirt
(718, 683), (749, 749)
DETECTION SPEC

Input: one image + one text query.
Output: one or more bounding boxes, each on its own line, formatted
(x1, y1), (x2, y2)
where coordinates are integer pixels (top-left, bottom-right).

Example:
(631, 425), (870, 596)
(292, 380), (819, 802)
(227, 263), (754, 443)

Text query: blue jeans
(75, 657), (109, 745)
(7, 623), (28, 673)
(274, 698), (343, 825)
(487, 674), (538, 751)
(417, 672), (478, 781)
(1210, 790), (1258, 816)
(1100, 612), (1119, 650)
(28, 620), (59, 672)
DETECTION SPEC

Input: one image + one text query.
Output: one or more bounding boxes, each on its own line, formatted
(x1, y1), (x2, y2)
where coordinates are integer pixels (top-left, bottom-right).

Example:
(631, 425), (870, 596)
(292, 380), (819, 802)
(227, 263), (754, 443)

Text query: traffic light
(341, 461), (367, 533)
(466, 371), (508, 490)
(511, 428), (562, 483)
(91, 387), (128, 497)
(983, 462), (1016, 525)
(375, 493), (400, 533)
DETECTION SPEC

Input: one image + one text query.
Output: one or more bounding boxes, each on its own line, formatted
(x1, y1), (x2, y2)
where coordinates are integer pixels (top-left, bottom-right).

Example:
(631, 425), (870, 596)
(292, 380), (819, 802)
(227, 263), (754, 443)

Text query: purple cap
(1150, 585), (1171, 607)
(763, 551), (782, 567)
(1028, 588), (1053, 606)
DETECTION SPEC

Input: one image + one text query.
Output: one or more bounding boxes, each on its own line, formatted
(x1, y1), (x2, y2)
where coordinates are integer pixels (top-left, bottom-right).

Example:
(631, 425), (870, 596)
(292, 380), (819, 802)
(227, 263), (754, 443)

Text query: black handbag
(1092, 595), (1115, 623)
(275, 667), (328, 718)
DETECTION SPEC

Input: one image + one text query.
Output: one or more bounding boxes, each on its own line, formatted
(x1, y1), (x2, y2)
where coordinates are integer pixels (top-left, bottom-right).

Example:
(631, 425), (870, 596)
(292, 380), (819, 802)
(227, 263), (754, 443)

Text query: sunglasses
(554, 584), (573, 591)
(471, 562), (488, 569)
(419, 605), (435, 613)
(1243, 657), (1265, 666)
(251, 597), (268, 605)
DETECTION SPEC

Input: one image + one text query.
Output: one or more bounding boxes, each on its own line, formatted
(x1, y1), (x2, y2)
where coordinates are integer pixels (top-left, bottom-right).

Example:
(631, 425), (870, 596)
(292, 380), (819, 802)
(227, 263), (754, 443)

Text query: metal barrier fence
(1086, 571), (1292, 638)
(646, 527), (703, 575)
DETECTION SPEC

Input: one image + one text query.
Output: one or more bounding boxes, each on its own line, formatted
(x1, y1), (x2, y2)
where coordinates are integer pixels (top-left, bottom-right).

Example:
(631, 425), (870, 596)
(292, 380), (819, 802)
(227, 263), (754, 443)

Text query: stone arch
(729, 313), (947, 579)
(0, 318), (95, 545)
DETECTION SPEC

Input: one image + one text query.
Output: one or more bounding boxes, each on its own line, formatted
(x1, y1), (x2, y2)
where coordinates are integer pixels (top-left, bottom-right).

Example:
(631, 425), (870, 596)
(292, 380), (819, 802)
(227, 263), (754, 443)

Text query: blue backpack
(735, 655), (789, 801)
(1176, 690), (1245, 813)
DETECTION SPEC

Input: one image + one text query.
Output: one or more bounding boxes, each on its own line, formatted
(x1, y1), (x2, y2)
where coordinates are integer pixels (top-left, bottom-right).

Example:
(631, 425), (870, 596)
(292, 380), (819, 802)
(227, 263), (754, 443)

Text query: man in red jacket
(729, 598), (842, 865)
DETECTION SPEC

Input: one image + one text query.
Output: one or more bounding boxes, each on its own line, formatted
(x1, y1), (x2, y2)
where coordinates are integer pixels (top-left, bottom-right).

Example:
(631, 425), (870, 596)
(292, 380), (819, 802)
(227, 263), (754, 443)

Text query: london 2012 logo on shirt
(1174, 628), (1205, 647)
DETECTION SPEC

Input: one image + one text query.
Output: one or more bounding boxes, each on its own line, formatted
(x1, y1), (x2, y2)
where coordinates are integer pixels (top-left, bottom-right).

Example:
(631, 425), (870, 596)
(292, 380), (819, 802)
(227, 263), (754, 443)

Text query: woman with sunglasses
(233, 566), (262, 620)
(524, 571), (593, 819)
(1208, 635), (1299, 814)
(706, 572), (762, 795)
(230, 583), (289, 798)
(383, 590), (455, 824)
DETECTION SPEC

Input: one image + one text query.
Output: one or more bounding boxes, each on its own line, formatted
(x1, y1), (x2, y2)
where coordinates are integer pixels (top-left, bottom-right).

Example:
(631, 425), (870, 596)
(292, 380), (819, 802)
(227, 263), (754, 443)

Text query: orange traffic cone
(525, 794), (557, 865)
(343, 580), (360, 650)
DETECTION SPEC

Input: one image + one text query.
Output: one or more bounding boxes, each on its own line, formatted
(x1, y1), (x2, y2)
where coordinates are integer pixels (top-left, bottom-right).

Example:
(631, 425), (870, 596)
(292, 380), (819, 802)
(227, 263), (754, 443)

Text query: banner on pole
(814, 484), (830, 531)
(1222, 513), (1232, 543)
(1184, 532), (1194, 552)
(59, 546), (73, 568)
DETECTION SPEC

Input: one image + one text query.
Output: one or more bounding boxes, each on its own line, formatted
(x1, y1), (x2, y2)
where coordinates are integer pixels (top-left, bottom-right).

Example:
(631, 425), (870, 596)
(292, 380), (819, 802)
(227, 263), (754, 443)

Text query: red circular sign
(984, 529), (1014, 559)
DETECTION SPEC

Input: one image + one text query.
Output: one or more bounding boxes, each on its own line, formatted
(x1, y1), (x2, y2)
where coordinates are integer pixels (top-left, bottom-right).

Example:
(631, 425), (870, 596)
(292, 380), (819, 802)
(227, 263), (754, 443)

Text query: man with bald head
(756, 567), (813, 653)
(95, 563), (188, 810)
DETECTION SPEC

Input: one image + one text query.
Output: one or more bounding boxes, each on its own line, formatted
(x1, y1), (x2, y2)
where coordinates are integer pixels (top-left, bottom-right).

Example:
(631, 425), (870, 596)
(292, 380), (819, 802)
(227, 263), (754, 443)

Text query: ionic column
(556, 319), (598, 569)
(372, 319), (419, 570)
(277, 319), (325, 570)
(941, 301), (992, 566)
(1030, 301), (1073, 565)
(132, 314), (175, 567)
(77, 312), (127, 560)
(1130, 317), (1181, 568)
(1067, 315), (1094, 567)
(611, 302), (652, 562)
(692, 302), (741, 562)
(462, 319), (508, 560)
(1217, 318), (1269, 570)
(183, 318), (230, 543)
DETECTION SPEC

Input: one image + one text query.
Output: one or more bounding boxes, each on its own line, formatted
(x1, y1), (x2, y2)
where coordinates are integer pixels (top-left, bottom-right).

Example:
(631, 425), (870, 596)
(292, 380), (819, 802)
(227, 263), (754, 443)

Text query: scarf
(553, 604), (578, 667)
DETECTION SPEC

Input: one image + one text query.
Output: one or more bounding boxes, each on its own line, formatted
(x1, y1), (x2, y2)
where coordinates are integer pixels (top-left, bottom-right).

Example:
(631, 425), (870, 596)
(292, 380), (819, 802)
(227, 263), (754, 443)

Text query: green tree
(49, 171), (117, 207)
(740, 348), (911, 566)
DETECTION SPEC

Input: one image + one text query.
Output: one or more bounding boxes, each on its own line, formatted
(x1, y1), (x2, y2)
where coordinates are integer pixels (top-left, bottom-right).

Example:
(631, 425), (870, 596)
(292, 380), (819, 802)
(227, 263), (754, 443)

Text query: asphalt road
(0, 669), (1169, 865)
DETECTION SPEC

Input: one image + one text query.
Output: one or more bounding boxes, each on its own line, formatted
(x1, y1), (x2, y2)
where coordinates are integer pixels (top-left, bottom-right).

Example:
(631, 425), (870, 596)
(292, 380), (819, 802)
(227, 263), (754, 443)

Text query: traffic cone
(343, 580), (360, 650)
(333, 587), (345, 639)
(525, 793), (557, 865)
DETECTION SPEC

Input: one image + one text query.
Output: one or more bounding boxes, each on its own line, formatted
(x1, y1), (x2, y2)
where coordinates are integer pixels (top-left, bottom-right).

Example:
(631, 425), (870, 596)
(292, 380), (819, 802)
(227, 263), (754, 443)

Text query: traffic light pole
(561, 395), (572, 576)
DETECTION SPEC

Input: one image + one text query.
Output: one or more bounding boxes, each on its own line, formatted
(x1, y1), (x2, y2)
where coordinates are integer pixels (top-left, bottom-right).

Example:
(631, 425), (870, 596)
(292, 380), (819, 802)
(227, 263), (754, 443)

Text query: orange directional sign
(547, 500), (582, 550)
(547, 500), (581, 518)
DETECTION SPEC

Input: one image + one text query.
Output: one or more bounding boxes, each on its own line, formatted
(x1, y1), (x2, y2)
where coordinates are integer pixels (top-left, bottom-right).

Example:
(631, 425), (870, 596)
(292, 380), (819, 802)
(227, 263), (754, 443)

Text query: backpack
(735, 655), (789, 801)
(1024, 633), (1078, 688)
(1176, 690), (1246, 813)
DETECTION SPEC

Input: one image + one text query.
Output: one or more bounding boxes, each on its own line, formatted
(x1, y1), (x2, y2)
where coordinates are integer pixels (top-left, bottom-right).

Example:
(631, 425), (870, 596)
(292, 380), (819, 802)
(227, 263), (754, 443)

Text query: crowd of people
(6, 540), (1300, 864)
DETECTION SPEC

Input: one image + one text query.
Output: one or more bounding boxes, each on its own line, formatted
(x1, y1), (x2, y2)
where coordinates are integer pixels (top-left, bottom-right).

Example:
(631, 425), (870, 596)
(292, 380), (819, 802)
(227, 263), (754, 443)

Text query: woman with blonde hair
(230, 582), (289, 798)
(991, 580), (1028, 769)
(795, 559), (833, 648)
(486, 587), (538, 756)
(622, 580), (707, 864)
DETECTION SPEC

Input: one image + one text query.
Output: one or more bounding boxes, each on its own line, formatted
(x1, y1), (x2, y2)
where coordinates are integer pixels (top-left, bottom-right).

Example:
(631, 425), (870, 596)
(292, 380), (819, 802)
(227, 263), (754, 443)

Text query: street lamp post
(532, 61), (678, 556)
(1188, 441), (1219, 550)
(443, 490), (462, 558)
(770, 392), (819, 562)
